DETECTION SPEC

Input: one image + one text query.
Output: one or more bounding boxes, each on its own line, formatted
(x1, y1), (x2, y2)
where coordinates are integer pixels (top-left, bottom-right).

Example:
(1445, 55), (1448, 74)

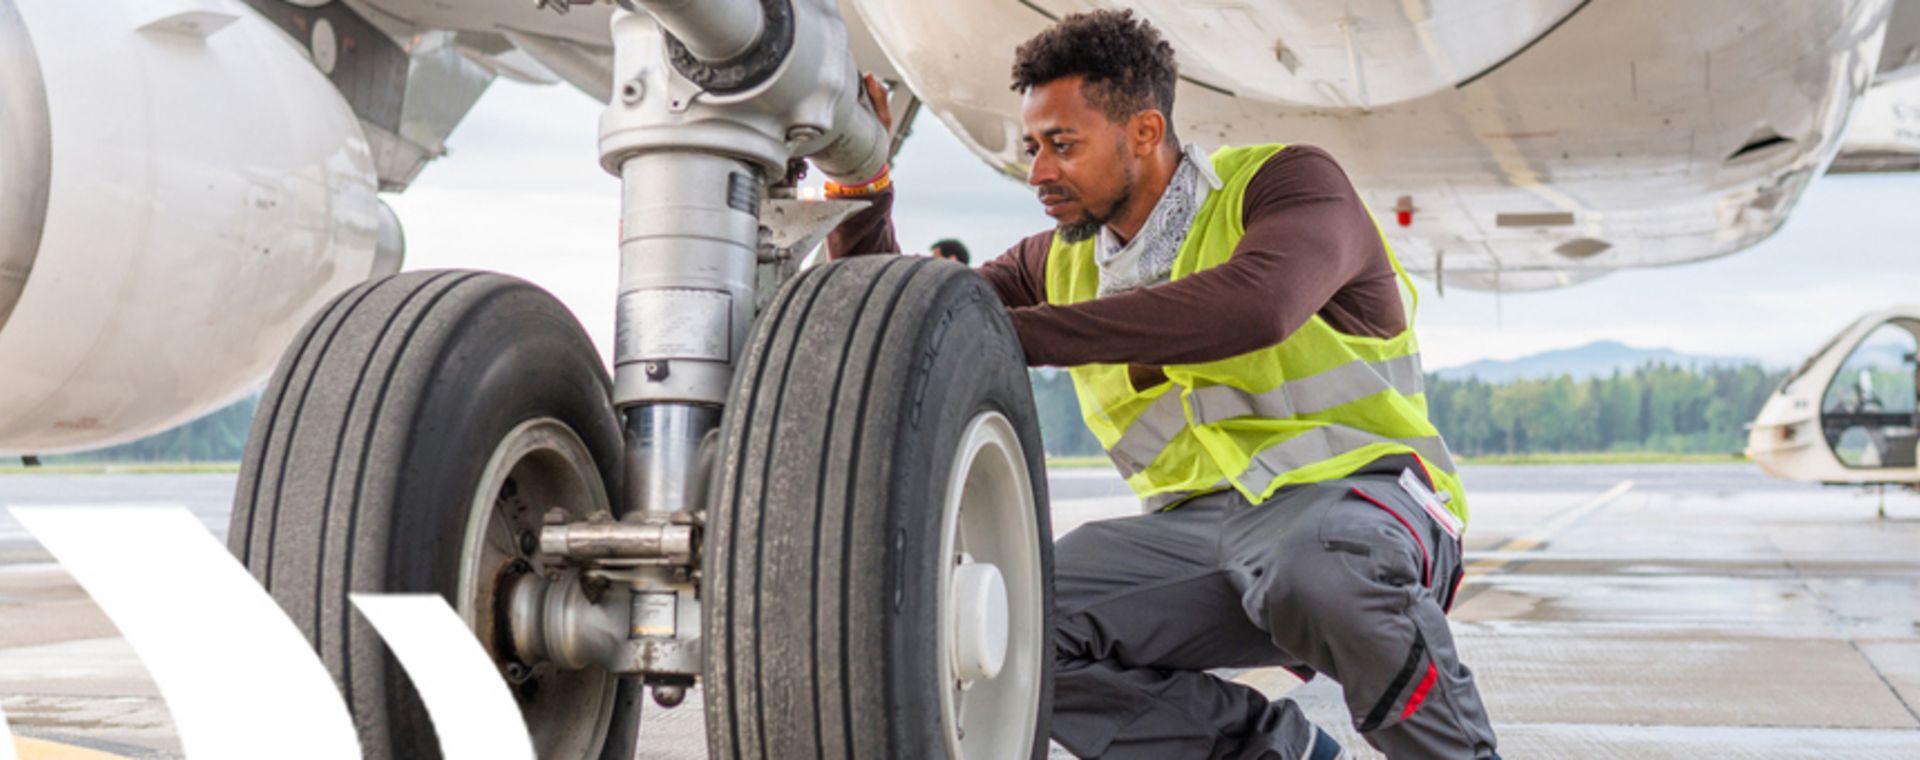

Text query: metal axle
(540, 516), (697, 566)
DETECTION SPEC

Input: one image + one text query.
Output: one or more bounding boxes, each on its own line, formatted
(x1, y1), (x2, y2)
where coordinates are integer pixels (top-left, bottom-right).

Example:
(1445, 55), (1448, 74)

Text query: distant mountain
(1433, 340), (1762, 383)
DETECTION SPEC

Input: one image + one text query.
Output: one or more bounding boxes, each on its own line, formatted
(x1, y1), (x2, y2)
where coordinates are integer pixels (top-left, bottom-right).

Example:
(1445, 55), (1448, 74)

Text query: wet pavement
(2, 464), (1918, 758)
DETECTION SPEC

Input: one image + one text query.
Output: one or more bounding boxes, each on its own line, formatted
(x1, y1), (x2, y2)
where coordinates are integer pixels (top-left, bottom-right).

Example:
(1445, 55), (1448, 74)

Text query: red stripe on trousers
(1401, 662), (1439, 721)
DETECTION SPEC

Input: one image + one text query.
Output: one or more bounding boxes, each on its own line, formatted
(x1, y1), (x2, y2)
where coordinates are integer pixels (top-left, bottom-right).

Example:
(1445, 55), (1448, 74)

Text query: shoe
(1303, 726), (1346, 760)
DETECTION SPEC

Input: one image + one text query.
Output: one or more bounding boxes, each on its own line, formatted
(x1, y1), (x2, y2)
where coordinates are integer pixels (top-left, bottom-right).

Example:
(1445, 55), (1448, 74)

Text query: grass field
(1047, 452), (1749, 469)
(0, 462), (241, 475)
(1457, 451), (1748, 465)
(1044, 456), (1112, 469)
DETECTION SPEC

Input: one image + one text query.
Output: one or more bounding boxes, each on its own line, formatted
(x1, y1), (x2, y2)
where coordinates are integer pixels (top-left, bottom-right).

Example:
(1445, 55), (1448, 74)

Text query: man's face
(1022, 77), (1138, 243)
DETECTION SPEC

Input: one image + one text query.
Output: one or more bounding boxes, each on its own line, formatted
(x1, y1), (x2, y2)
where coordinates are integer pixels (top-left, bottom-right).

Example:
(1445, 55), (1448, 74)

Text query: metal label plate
(618, 288), (732, 362)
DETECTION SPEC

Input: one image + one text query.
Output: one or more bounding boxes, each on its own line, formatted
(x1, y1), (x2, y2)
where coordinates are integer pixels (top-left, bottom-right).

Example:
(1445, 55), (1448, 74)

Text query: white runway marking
(351, 594), (534, 760)
(1464, 479), (1633, 579)
(8, 505), (361, 759)
(0, 700), (14, 760)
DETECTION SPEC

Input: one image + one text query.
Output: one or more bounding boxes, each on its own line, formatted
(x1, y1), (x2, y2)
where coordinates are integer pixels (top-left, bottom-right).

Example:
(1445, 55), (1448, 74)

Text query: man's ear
(1130, 110), (1166, 157)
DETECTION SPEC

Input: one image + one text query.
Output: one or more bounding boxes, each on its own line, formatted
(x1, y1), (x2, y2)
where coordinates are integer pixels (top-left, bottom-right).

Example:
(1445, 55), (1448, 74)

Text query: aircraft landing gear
(230, 1), (1053, 758)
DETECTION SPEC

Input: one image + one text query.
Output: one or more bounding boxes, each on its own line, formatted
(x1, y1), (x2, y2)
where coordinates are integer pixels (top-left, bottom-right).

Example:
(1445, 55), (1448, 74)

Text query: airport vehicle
(2, 0), (1919, 758)
(1748, 306), (1920, 497)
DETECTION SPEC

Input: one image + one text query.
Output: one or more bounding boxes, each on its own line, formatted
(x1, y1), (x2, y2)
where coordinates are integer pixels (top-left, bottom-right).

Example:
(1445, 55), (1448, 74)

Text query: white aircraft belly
(851, 0), (1896, 290)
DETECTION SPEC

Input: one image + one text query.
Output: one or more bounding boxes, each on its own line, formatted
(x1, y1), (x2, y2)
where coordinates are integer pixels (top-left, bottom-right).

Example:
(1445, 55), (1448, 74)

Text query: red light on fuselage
(1394, 196), (1416, 227)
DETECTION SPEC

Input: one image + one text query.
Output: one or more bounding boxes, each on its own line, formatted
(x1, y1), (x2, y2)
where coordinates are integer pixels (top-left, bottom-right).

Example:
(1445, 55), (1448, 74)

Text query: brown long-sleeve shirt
(826, 145), (1406, 368)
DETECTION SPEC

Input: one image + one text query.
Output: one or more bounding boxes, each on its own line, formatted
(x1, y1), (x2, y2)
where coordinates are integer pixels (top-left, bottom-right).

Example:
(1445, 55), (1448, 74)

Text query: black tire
(228, 270), (626, 760)
(704, 255), (1055, 759)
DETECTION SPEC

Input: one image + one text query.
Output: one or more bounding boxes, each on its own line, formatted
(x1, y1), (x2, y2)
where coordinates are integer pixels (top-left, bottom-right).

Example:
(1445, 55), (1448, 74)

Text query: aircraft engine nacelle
(0, 0), (387, 455)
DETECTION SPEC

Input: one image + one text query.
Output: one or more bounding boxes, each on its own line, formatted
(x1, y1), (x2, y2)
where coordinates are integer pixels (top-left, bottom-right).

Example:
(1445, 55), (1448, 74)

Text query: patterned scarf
(1094, 143), (1221, 297)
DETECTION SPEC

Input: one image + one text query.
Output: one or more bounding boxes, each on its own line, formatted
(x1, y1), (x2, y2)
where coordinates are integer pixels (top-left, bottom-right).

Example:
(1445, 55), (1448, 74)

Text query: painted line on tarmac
(1462, 479), (1635, 581)
(350, 594), (534, 760)
(8, 736), (131, 760)
(9, 506), (362, 760)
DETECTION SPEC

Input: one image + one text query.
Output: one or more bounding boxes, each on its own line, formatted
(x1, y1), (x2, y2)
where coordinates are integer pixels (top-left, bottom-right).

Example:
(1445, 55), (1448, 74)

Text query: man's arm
(1009, 146), (1399, 367)
(823, 184), (901, 259)
(824, 186), (1050, 309)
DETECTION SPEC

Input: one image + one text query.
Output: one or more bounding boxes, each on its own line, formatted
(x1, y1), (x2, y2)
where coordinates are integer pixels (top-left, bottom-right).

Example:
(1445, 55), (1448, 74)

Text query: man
(828, 9), (1498, 760)
(931, 238), (972, 265)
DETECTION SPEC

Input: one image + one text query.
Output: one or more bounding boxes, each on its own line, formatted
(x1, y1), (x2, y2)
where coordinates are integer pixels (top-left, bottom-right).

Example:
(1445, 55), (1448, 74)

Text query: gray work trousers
(1050, 457), (1498, 759)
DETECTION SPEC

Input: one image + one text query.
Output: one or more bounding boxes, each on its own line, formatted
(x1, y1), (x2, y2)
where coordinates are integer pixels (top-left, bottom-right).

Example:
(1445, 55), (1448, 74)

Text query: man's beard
(1055, 181), (1132, 243)
(1057, 218), (1101, 243)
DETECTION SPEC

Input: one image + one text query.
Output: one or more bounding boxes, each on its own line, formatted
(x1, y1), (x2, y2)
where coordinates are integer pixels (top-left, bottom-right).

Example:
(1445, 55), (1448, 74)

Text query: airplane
(2, 0), (1917, 458)
(1, 1), (1917, 758)
(1747, 305), (1920, 500)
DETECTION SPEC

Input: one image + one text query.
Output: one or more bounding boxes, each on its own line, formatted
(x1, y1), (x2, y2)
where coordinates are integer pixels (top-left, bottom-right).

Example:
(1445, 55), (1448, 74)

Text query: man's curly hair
(1011, 9), (1178, 133)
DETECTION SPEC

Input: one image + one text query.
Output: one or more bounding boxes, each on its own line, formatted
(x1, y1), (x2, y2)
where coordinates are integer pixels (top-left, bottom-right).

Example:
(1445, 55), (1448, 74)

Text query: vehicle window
(1821, 322), (1919, 469)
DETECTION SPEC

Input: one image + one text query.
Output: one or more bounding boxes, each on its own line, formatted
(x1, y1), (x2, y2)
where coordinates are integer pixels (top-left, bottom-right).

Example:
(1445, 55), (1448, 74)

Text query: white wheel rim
(456, 417), (616, 760)
(937, 410), (1044, 758)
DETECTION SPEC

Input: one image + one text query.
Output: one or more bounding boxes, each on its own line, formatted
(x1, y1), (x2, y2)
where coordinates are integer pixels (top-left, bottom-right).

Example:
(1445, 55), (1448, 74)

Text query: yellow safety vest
(1044, 144), (1469, 523)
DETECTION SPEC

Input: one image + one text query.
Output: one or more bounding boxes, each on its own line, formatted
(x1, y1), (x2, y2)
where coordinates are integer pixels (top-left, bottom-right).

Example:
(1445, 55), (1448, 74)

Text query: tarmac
(3, 463), (1919, 759)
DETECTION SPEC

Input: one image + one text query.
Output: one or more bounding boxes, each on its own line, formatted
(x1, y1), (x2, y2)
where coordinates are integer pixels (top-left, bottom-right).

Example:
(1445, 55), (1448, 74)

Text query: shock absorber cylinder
(571, 0), (891, 708)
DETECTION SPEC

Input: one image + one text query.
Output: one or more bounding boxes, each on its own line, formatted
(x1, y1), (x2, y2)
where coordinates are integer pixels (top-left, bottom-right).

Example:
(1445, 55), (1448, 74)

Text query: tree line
(1029, 363), (1786, 458)
(40, 394), (261, 464)
(27, 362), (1786, 464)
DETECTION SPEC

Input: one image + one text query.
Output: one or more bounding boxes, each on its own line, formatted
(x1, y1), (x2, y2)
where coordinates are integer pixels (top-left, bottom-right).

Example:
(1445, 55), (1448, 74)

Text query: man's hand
(861, 73), (894, 134)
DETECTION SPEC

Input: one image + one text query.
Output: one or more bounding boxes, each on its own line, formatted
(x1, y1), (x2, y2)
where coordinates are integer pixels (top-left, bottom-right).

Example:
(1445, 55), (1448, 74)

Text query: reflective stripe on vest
(1106, 390), (1187, 478)
(1188, 354), (1426, 426)
(1106, 353), (1431, 480)
(1238, 426), (1457, 497)
(1135, 425), (1457, 511)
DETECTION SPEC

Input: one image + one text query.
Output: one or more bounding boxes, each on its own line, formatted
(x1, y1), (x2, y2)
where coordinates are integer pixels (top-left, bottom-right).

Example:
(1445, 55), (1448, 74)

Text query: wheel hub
(456, 417), (618, 760)
(950, 555), (1010, 683)
(937, 410), (1044, 758)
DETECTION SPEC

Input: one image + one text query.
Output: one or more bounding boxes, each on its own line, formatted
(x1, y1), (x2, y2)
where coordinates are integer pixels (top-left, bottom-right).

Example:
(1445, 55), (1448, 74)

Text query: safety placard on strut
(618, 288), (732, 362)
(1400, 468), (1462, 540)
(726, 171), (758, 214)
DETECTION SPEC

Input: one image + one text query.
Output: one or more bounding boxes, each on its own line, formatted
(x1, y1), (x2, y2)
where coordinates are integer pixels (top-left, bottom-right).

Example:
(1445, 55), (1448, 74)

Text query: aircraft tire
(228, 270), (628, 760)
(706, 255), (1054, 760)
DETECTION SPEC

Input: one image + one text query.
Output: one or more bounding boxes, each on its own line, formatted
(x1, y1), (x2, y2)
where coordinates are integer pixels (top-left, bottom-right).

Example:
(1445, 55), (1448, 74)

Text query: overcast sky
(389, 80), (1920, 372)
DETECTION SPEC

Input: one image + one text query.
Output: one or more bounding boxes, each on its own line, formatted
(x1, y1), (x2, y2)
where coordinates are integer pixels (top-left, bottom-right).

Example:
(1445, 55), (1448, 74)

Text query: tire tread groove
(808, 256), (908, 760)
(841, 258), (928, 760)
(259, 279), (390, 590)
(237, 279), (360, 567)
(714, 264), (817, 759)
(751, 264), (843, 760)
(331, 270), (482, 732)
